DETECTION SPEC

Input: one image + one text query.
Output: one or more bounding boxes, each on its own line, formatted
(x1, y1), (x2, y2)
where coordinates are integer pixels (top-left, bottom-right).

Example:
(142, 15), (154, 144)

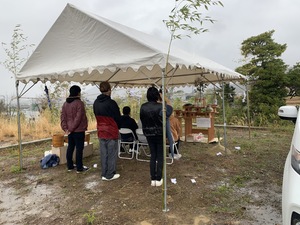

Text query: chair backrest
(119, 128), (136, 141)
(119, 128), (133, 134)
(136, 128), (147, 143)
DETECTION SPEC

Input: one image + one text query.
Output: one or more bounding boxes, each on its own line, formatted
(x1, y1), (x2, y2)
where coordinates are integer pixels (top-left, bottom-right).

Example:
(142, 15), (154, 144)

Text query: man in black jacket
(140, 87), (173, 187)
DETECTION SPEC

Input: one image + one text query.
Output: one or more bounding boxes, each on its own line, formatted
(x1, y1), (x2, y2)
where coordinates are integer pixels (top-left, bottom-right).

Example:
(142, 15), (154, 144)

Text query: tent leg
(161, 69), (169, 212)
(16, 80), (23, 169)
(222, 81), (227, 154)
(246, 83), (251, 139)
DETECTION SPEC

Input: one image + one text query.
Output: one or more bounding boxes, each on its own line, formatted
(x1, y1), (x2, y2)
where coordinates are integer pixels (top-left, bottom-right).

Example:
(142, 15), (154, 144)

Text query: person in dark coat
(61, 85), (89, 173)
(140, 87), (173, 187)
(120, 106), (138, 151)
(93, 81), (121, 181)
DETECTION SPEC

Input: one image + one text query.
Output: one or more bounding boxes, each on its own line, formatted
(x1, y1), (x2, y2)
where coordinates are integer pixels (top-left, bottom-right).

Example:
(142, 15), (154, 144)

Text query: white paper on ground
(171, 178), (177, 184)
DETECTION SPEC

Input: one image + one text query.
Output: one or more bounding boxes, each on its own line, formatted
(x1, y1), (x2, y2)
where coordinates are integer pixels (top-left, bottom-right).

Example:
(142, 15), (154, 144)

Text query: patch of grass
(10, 165), (22, 173)
(83, 210), (96, 224)
(230, 175), (251, 187)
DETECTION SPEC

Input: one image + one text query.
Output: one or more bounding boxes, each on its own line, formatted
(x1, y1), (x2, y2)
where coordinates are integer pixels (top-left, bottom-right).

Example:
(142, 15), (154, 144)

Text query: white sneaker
(156, 179), (163, 187)
(151, 180), (156, 186)
(174, 154), (182, 160)
(102, 174), (120, 181)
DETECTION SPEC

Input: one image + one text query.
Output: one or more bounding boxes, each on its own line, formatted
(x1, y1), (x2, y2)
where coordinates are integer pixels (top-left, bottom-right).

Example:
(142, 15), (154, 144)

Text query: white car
(278, 106), (300, 224)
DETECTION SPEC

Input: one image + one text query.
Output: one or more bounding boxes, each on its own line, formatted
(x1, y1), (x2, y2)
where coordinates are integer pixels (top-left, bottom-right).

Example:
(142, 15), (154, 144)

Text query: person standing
(140, 87), (173, 187)
(93, 81), (121, 181)
(60, 85), (89, 173)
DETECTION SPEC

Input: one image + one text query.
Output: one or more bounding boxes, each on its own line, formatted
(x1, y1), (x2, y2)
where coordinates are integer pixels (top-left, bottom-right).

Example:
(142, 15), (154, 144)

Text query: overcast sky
(1, 0), (299, 100)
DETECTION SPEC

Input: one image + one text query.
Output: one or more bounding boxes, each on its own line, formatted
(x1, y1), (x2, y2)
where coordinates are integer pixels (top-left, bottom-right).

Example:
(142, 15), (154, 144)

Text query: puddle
(238, 182), (282, 224)
(246, 205), (282, 224)
(0, 186), (25, 224)
(0, 181), (63, 225)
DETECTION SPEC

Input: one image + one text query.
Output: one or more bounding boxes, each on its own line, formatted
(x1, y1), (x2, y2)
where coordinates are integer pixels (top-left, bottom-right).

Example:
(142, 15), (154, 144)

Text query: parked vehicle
(278, 106), (300, 224)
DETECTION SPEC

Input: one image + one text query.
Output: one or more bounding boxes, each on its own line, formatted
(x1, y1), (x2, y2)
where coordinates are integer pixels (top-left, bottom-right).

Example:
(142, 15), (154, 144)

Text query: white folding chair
(166, 134), (181, 164)
(166, 141), (174, 165)
(136, 128), (151, 162)
(118, 128), (137, 160)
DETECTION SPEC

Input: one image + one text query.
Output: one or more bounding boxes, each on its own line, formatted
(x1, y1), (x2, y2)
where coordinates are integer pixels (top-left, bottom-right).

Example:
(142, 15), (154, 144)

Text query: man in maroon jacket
(61, 85), (89, 173)
(93, 81), (121, 181)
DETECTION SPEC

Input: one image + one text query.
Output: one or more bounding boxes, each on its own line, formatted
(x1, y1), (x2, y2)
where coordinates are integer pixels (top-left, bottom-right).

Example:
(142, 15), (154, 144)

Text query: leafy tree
(161, 0), (224, 211)
(236, 30), (288, 119)
(0, 24), (34, 169)
(164, 0), (223, 40)
(1, 24), (34, 76)
(286, 62), (300, 97)
(163, 0), (223, 73)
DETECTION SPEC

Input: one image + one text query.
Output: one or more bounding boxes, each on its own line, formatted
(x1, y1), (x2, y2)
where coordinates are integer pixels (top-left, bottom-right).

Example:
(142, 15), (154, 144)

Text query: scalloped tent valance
(17, 3), (246, 87)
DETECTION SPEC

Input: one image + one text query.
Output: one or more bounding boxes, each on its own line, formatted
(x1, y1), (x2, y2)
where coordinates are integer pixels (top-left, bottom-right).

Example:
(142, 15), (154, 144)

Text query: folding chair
(136, 128), (151, 162)
(136, 128), (175, 164)
(166, 134), (181, 164)
(166, 141), (174, 165)
(118, 128), (137, 160)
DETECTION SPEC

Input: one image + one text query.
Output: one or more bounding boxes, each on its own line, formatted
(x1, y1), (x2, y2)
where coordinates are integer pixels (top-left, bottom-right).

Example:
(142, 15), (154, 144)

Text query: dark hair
(69, 85), (81, 97)
(100, 81), (111, 93)
(146, 87), (159, 102)
(123, 106), (130, 115)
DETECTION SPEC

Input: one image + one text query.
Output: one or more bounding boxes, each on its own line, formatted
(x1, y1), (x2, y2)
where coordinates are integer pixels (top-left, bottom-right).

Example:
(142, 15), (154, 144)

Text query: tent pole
(246, 82), (251, 139)
(15, 80), (23, 169)
(161, 68), (168, 212)
(222, 79), (227, 154)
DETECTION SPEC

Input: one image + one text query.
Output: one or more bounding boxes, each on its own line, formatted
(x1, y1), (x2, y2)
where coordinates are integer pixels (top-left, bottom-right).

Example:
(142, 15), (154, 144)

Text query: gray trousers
(99, 138), (118, 179)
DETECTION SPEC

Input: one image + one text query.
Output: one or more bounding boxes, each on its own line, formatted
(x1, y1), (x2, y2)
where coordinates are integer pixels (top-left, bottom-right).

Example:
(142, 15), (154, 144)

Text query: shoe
(102, 174), (120, 181)
(76, 167), (90, 173)
(151, 180), (156, 186)
(67, 164), (77, 172)
(156, 179), (163, 187)
(174, 154), (182, 160)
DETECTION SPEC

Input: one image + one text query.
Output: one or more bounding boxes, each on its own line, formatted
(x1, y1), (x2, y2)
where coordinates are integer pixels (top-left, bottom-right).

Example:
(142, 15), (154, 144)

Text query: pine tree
(236, 30), (288, 118)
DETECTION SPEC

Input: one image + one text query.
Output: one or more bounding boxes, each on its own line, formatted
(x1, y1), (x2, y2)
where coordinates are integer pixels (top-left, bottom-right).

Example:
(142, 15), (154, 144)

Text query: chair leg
(118, 141), (135, 160)
(136, 144), (150, 162)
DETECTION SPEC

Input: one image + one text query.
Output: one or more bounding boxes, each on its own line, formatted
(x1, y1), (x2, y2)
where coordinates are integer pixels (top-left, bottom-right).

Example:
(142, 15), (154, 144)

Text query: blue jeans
(66, 132), (85, 171)
(166, 119), (174, 157)
(146, 136), (164, 181)
(99, 138), (118, 179)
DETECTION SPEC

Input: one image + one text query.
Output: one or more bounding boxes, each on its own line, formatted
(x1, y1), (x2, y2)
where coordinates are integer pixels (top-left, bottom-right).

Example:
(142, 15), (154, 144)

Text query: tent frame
(15, 3), (248, 212)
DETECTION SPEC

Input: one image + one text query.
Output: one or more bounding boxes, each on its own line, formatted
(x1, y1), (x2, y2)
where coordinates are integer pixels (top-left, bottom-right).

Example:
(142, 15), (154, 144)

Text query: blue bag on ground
(40, 154), (60, 169)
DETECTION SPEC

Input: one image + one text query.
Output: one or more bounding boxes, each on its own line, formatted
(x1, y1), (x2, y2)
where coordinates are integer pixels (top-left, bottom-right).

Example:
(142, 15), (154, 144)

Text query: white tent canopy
(15, 4), (247, 210)
(17, 3), (246, 87)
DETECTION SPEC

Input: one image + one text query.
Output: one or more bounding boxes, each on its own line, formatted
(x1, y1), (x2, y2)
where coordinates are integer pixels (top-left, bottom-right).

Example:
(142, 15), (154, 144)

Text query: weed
(230, 175), (250, 187)
(83, 211), (96, 225)
(10, 165), (22, 173)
